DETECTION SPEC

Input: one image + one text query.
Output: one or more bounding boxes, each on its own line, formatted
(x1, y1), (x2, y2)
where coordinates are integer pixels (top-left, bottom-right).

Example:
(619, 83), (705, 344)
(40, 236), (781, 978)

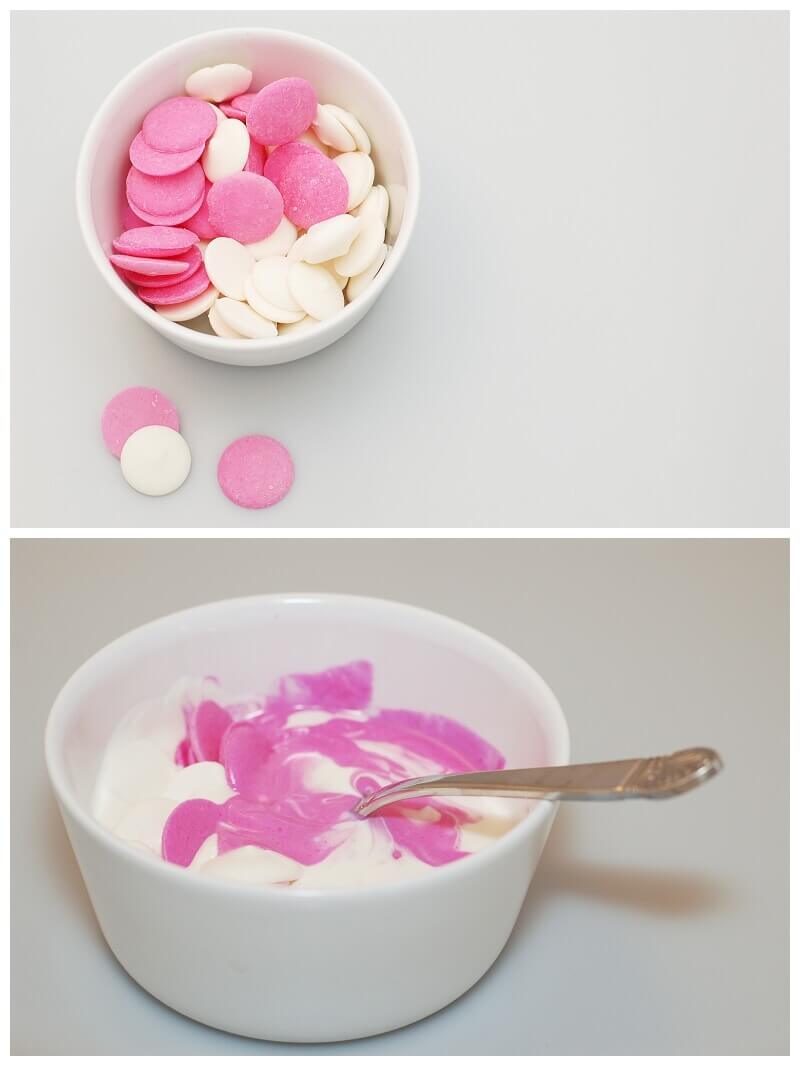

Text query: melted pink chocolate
(162, 661), (504, 871)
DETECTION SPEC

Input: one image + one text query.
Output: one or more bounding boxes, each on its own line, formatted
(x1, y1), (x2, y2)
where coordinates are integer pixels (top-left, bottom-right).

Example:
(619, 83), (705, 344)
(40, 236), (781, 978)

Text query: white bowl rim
(45, 592), (570, 903)
(75, 27), (420, 361)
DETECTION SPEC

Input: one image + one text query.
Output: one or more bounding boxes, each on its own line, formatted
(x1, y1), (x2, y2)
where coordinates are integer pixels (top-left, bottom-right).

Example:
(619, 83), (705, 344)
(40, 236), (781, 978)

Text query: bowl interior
(87, 29), (413, 265)
(48, 596), (565, 815)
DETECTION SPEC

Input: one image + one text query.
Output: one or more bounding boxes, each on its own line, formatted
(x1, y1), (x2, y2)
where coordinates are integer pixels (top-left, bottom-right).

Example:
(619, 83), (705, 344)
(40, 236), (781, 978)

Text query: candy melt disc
(155, 285), (218, 322)
(206, 172), (283, 244)
(185, 63), (253, 103)
(246, 77), (317, 146)
(215, 298), (278, 338)
(217, 434), (295, 509)
(288, 261), (345, 320)
(101, 386), (180, 458)
(333, 151), (374, 211)
(204, 237), (253, 300)
(112, 226), (198, 258)
(120, 425), (192, 496)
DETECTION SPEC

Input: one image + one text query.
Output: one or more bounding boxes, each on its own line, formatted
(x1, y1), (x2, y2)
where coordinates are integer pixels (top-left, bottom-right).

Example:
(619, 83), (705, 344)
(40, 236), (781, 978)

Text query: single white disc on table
(120, 425), (192, 496)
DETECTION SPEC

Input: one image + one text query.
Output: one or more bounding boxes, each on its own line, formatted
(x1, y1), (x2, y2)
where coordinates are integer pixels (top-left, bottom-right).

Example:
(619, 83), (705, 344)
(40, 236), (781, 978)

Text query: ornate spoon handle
(353, 747), (722, 817)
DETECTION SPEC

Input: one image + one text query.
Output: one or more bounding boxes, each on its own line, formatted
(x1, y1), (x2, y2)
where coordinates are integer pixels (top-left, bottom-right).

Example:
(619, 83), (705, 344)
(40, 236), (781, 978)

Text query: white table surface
(11, 11), (788, 528)
(11, 538), (788, 1054)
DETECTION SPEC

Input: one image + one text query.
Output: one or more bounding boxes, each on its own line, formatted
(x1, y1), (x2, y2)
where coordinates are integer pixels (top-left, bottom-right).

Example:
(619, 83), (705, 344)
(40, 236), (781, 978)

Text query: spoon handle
(353, 747), (722, 817)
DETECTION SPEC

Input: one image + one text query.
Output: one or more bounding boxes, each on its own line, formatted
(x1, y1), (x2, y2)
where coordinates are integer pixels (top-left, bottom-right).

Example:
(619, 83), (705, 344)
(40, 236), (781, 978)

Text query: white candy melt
(294, 128), (331, 156)
(346, 243), (388, 301)
(185, 63), (253, 103)
(312, 103), (357, 153)
(164, 761), (235, 804)
(120, 425), (192, 497)
(208, 301), (245, 338)
(324, 262), (348, 290)
(352, 184), (389, 226)
(96, 738), (177, 808)
(289, 214), (360, 264)
(189, 834), (219, 868)
(215, 298), (278, 338)
(288, 261), (345, 320)
(205, 237), (253, 300)
(244, 274), (301, 324)
(334, 215), (385, 277)
(201, 118), (250, 182)
(156, 285), (218, 322)
(324, 104), (371, 154)
(334, 152), (374, 211)
(250, 256), (304, 319)
(199, 845), (303, 885)
(246, 216), (297, 259)
(278, 316), (320, 335)
(113, 797), (175, 854)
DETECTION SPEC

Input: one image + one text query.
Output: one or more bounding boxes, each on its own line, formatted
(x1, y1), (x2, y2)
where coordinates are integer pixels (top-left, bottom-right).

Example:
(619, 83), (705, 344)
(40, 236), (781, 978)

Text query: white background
(10, 11), (789, 528)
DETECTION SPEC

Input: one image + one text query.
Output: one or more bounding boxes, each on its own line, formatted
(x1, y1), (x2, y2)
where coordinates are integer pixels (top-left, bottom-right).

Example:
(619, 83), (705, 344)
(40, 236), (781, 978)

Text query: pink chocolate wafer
(244, 137), (266, 175)
(121, 245), (203, 287)
(246, 77), (317, 147)
(137, 266), (211, 305)
(262, 141), (316, 187)
(206, 172), (282, 244)
(101, 386), (180, 458)
(126, 164), (206, 219)
(220, 103), (247, 120)
(217, 434), (295, 509)
(265, 145), (348, 229)
(231, 92), (257, 114)
(142, 96), (216, 153)
(112, 226), (198, 257)
(184, 180), (218, 239)
(109, 253), (188, 276)
(129, 131), (205, 177)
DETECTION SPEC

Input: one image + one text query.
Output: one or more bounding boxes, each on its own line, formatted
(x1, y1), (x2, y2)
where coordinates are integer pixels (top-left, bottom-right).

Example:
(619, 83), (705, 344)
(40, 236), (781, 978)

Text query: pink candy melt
(244, 138), (266, 175)
(184, 180), (217, 239)
(142, 96), (217, 152)
(186, 700), (232, 763)
(129, 132), (205, 176)
(247, 77), (317, 147)
(110, 253), (188, 276)
(112, 226), (198, 257)
(122, 245), (203, 288)
(161, 661), (507, 870)
(262, 141), (315, 187)
(206, 172), (283, 244)
(162, 799), (222, 866)
(264, 144), (348, 228)
(137, 266), (211, 306)
(101, 386), (180, 457)
(232, 92), (257, 114)
(217, 434), (294, 509)
(220, 103), (247, 120)
(126, 163), (206, 219)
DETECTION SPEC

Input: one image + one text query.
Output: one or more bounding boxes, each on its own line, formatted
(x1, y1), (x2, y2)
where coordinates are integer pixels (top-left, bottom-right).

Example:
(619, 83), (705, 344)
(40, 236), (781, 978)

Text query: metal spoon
(353, 746), (722, 817)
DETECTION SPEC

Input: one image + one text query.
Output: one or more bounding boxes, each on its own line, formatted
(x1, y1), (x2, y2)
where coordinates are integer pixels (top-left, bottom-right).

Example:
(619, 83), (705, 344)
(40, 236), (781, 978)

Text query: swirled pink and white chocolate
(92, 661), (527, 889)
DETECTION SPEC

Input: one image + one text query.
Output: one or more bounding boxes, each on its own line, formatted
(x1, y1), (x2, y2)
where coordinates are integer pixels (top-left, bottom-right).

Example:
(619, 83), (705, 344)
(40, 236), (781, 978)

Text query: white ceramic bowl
(45, 594), (569, 1043)
(76, 29), (419, 367)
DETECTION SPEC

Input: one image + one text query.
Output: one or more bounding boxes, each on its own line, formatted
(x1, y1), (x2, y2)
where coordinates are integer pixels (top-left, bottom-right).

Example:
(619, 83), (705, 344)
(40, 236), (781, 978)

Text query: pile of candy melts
(92, 661), (528, 889)
(101, 386), (294, 507)
(110, 62), (390, 339)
